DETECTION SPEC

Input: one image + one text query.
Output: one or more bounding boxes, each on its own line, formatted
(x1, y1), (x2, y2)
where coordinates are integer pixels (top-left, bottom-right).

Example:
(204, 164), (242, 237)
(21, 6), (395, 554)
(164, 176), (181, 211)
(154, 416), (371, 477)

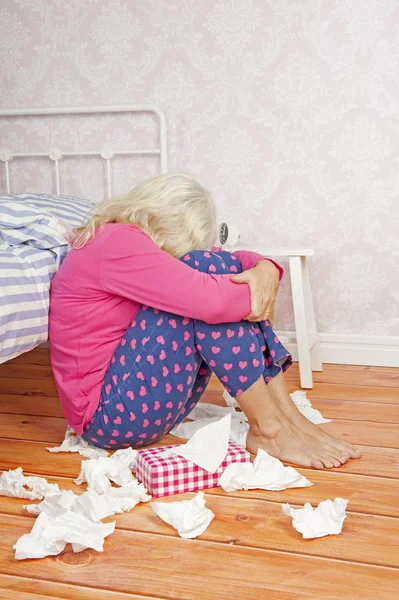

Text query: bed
(0, 105), (168, 364)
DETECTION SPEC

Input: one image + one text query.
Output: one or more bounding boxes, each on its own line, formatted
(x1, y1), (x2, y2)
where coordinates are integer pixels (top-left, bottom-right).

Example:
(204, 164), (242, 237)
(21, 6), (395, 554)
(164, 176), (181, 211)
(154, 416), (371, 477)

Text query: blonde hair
(72, 172), (217, 258)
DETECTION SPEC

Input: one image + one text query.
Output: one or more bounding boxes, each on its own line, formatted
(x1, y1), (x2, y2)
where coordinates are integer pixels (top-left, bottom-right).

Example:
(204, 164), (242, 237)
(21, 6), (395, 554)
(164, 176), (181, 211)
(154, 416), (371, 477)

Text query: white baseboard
(276, 331), (399, 368)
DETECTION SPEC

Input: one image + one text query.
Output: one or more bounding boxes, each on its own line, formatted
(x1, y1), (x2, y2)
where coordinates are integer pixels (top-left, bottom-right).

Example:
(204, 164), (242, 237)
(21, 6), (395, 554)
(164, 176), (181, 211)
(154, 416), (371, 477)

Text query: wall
(1, 0), (398, 341)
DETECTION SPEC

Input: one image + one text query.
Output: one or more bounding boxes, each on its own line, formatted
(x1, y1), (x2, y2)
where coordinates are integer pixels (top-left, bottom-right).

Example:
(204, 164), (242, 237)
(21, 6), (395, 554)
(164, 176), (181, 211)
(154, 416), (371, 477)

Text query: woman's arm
(211, 246), (284, 280)
(100, 227), (251, 324)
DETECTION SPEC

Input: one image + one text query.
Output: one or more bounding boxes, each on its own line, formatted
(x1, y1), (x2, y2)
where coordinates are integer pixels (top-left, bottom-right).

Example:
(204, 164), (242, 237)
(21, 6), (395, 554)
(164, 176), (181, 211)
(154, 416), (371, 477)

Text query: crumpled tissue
(169, 414), (231, 473)
(171, 403), (249, 448)
(13, 509), (115, 560)
(282, 498), (348, 539)
(0, 467), (59, 500)
(47, 426), (109, 459)
(151, 491), (214, 539)
(219, 448), (313, 492)
(74, 448), (138, 493)
(223, 389), (239, 408)
(26, 482), (150, 522)
(290, 391), (332, 425)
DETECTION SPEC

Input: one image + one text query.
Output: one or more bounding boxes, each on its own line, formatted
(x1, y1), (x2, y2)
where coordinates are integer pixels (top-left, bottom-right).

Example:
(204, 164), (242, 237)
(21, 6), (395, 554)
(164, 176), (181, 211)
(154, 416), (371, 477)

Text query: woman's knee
(181, 249), (243, 275)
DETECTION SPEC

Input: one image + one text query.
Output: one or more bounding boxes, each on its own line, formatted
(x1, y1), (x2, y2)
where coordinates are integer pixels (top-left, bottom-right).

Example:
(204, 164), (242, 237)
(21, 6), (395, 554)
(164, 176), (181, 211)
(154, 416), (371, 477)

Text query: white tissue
(74, 453), (136, 493)
(223, 389), (239, 408)
(151, 491), (214, 539)
(0, 468), (59, 500)
(47, 427), (109, 459)
(290, 391), (332, 425)
(13, 510), (115, 559)
(170, 414), (231, 473)
(282, 498), (348, 539)
(218, 448), (313, 492)
(25, 489), (76, 517)
(112, 447), (138, 472)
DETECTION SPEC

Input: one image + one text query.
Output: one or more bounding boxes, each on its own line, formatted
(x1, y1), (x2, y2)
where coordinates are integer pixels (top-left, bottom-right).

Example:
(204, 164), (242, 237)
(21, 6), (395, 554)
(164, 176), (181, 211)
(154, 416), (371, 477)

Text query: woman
(49, 173), (360, 469)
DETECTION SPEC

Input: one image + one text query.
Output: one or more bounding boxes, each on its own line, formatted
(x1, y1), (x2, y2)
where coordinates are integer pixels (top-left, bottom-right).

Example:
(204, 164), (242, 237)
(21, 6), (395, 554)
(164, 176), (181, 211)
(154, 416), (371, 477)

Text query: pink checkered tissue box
(136, 443), (250, 498)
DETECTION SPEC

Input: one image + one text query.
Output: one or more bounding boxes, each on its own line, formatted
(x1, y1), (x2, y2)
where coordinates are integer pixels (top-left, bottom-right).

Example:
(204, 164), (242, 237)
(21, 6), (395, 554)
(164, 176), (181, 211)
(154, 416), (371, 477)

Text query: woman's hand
(231, 260), (279, 323)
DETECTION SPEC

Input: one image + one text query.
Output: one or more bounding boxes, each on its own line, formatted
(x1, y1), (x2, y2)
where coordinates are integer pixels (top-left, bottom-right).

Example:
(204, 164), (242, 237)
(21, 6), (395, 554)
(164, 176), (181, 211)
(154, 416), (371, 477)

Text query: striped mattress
(0, 193), (94, 363)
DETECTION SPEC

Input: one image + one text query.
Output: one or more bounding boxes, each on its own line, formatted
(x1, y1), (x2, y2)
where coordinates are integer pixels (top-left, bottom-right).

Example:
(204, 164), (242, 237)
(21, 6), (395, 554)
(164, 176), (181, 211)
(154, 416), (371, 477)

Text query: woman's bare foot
(246, 409), (351, 470)
(266, 374), (361, 463)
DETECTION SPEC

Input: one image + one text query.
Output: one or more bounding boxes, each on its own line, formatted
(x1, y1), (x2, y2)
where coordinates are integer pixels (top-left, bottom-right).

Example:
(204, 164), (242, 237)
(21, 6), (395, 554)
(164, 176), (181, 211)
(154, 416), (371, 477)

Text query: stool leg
(303, 256), (323, 372)
(289, 256), (313, 389)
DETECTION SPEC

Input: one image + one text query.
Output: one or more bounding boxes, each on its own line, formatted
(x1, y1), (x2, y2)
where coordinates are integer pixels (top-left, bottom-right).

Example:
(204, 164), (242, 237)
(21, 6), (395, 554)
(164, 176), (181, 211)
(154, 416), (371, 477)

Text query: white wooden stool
(228, 245), (323, 389)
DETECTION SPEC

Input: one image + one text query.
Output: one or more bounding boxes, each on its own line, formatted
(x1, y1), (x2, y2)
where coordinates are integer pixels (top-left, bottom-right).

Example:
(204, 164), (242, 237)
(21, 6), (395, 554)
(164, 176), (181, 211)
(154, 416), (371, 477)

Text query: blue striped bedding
(0, 193), (94, 363)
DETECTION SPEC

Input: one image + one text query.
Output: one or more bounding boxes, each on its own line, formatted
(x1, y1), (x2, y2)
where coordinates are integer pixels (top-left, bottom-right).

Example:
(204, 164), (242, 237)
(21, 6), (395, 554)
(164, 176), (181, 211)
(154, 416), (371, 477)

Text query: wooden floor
(0, 348), (398, 599)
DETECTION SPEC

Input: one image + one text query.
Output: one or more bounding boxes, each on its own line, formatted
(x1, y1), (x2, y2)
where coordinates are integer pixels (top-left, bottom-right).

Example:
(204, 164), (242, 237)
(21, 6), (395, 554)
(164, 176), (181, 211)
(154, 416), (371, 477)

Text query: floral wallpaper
(1, 0), (398, 336)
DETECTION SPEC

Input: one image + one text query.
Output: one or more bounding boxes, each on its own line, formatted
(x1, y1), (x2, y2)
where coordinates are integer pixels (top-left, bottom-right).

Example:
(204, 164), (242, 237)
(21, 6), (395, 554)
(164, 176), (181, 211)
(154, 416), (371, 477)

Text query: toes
(321, 457), (335, 469)
(338, 452), (350, 464)
(311, 458), (324, 469)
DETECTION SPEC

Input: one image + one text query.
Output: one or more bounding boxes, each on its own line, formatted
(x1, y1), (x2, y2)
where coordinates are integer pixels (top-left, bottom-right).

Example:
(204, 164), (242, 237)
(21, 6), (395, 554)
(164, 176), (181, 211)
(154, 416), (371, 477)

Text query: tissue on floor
(223, 389), (239, 408)
(74, 453), (136, 493)
(282, 498), (348, 539)
(26, 482), (150, 522)
(290, 391), (332, 425)
(47, 426), (109, 459)
(0, 468), (59, 500)
(151, 491), (214, 539)
(13, 509), (115, 560)
(218, 448), (313, 492)
(137, 442), (250, 498)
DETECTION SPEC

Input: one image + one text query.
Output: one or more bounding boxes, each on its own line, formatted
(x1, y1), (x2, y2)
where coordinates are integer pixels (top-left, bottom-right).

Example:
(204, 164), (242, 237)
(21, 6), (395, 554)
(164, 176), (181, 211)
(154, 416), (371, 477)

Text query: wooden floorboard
(0, 348), (398, 599)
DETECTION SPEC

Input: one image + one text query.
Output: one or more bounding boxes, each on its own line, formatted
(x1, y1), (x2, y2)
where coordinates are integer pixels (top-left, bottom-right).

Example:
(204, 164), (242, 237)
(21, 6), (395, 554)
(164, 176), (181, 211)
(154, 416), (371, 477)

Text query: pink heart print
(104, 415), (109, 424)
(121, 338), (126, 346)
(187, 375), (192, 385)
(166, 412), (172, 421)
(185, 364), (193, 371)
(116, 403), (124, 412)
(105, 384), (111, 395)
(232, 346), (241, 354)
(112, 375), (118, 385)
(120, 355), (125, 366)
(209, 360), (216, 367)
(135, 354), (141, 362)
(169, 319), (177, 328)
(177, 401), (183, 409)
(226, 329), (234, 338)
(109, 440), (117, 445)
(142, 337), (149, 346)
(129, 412), (136, 421)
(209, 264), (216, 272)
(253, 358), (260, 367)
(183, 254), (190, 261)
(270, 349), (276, 357)
(140, 320), (146, 330)
(126, 390), (134, 400)
(157, 335), (165, 345)
(125, 431), (133, 438)
(224, 363), (233, 370)
(221, 375), (229, 383)
(239, 375), (248, 383)
(238, 326), (244, 337)
(155, 419), (162, 426)
(139, 433), (147, 439)
(141, 403), (149, 413)
(139, 386), (147, 396)
(204, 251), (211, 258)
(151, 376), (158, 387)
(114, 416), (122, 425)
(96, 429), (104, 436)
(184, 331), (190, 341)
(172, 341), (178, 351)
(147, 355), (155, 365)
(111, 356), (116, 364)
(165, 383), (172, 393)
(185, 346), (192, 356)
(174, 364), (181, 374)
(177, 384), (183, 392)
(162, 366), (169, 377)
(166, 401), (173, 408)
(160, 349), (166, 360)
(230, 265), (238, 272)
(182, 317), (190, 325)
(157, 318), (163, 326)
(212, 346), (221, 354)
(199, 367), (207, 376)
(249, 343), (255, 352)
(212, 331), (221, 340)
(154, 400), (160, 410)
(239, 361), (247, 369)
(136, 371), (144, 380)
(143, 419), (150, 428)
(197, 332), (206, 339)
(130, 339), (136, 349)
(112, 429), (119, 437)
(122, 372), (130, 381)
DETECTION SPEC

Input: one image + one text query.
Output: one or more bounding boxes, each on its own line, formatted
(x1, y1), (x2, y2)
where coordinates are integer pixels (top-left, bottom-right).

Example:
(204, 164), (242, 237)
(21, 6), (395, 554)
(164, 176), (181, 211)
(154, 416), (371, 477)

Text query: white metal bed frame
(0, 104), (168, 199)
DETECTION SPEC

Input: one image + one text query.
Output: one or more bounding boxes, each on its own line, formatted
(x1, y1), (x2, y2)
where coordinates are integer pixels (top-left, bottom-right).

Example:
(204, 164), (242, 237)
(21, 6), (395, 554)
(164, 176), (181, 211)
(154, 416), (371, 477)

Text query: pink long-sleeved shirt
(49, 223), (283, 434)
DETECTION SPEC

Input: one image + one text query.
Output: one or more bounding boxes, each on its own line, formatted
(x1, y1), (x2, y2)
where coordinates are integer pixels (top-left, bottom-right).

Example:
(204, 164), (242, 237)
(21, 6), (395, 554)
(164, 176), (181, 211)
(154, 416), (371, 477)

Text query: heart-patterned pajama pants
(82, 250), (292, 449)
